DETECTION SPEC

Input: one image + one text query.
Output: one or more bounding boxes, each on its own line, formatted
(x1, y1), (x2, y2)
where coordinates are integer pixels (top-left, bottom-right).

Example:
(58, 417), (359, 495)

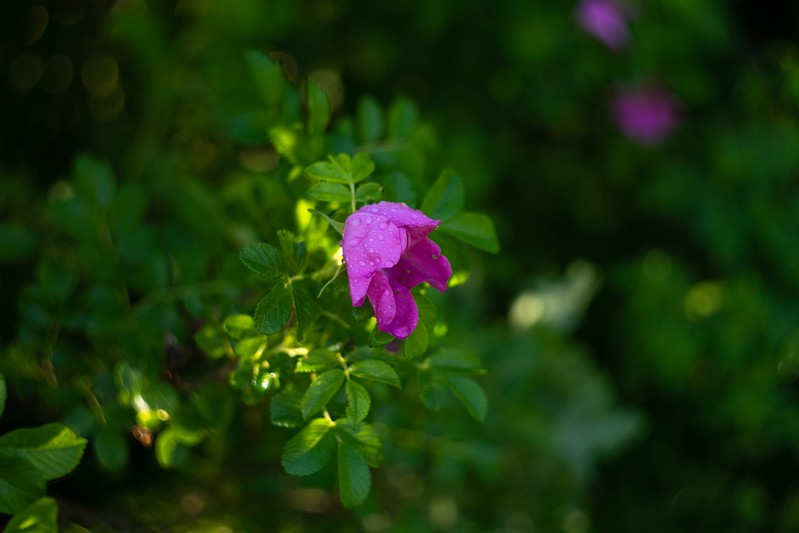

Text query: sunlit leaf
(355, 182), (382, 203)
(281, 418), (336, 476)
(270, 387), (305, 428)
(351, 153), (375, 184)
(223, 315), (257, 340)
(0, 423), (87, 481)
(296, 348), (340, 373)
(305, 161), (350, 184)
(335, 420), (382, 467)
(2, 496), (57, 533)
(194, 323), (228, 359)
(307, 182), (351, 203)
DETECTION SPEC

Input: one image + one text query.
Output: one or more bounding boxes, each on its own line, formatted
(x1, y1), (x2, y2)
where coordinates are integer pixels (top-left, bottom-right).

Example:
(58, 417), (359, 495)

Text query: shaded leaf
(357, 96), (384, 143)
(245, 50), (283, 106)
(296, 348), (340, 374)
(194, 323), (228, 359)
(154, 428), (188, 469)
(281, 418), (336, 476)
(337, 441), (371, 508)
(0, 374), (5, 419)
(443, 375), (488, 422)
(346, 381), (371, 425)
(94, 427), (128, 473)
(307, 78), (331, 135)
(240, 243), (285, 280)
(232, 109), (271, 145)
(403, 321), (428, 360)
(422, 168), (464, 221)
(349, 360), (400, 388)
(74, 153), (116, 210)
(301, 369), (345, 420)
(439, 212), (499, 254)
(384, 172), (417, 207)
(292, 278), (321, 341)
(253, 283), (292, 335)
(270, 387), (305, 428)
(0, 454), (44, 515)
(388, 97), (418, 139)
(428, 349), (484, 375)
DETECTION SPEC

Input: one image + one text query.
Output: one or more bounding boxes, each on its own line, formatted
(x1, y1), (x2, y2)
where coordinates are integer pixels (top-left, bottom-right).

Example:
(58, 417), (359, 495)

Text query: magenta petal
(341, 212), (404, 306)
(359, 201), (440, 244)
(367, 270), (397, 329)
(383, 285), (418, 339)
(390, 237), (452, 293)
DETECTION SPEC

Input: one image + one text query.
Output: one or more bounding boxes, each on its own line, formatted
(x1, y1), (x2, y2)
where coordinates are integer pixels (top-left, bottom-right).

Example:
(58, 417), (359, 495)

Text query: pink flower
(341, 201), (452, 339)
(575, 0), (631, 51)
(612, 84), (680, 145)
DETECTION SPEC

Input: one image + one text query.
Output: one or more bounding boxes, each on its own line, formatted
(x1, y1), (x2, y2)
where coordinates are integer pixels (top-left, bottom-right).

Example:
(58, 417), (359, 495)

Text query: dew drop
(411, 214), (419, 219)
(384, 260), (395, 267)
(351, 219), (361, 227)
(379, 222), (388, 229)
(366, 216), (373, 224)
(432, 254), (438, 260)
(350, 237), (361, 246)
(384, 289), (391, 296)
(368, 261), (375, 267)
(358, 260), (367, 267)
(368, 247), (375, 253)
(377, 235), (384, 241)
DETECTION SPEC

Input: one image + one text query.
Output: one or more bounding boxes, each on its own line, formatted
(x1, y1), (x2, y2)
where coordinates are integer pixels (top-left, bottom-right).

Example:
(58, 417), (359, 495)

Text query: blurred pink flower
(341, 201), (452, 339)
(612, 85), (680, 145)
(576, 0), (631, 51)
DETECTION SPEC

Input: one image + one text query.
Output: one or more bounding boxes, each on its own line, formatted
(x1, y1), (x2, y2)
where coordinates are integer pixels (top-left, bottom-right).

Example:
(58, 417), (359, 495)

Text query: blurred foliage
(1, 0), (799, 531)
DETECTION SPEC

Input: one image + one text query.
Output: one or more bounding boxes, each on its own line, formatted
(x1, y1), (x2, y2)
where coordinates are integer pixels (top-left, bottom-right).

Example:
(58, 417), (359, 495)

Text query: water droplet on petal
(368, 247), (375, 253)
(366, 216), (373, 224)
(379, 222), (388, 229)
(351, 219), (361, 227)
(384, 289), (391, 296)
(359, 260), (367, 267)
(432, 254), (438, 260)
(350, 237), (361, 246)
(377, 235), (384, 241)
(368, 261), (375, 267)
(384, 259), (394, 267)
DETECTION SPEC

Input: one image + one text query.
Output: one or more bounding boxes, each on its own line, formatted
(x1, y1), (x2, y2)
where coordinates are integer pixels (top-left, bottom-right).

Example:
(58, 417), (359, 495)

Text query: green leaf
(415, 293), (437, 328)
(2, 496), (57, 533)
(223, 314), (257, 340)
(296, 349), (340, 374)
(253, 283), (293, 335)
(428, 348), (485, 375)
(234, 336), (266, 360)
(301, 369), (345, 420)
(232, 109), (271, 145)
(368, 327), (394, 347)
(439, 212), (499, 254)
(0, 423), (87, 481)
(346, 381), (371, 425)
(0, 374), (5, 419)
(0, 454), (44, 515)
(403, 322), (428, 360)
(307, 182), (351, 203)
(94, 427), (129, 473)
(355, 182), (382, 203)
(357, 96), (384, 143)
(305, 161), (349, 184)
(194, 323), (228, 359)
(422, 168), (464, 221)
(384, 172), (417, 207)
(270, 387), (305, 428)
(245, 50), (283, 106)
(154, 428), (188, 469)
(443, 375), (487, 422)
(291, 279), (321, 341)
(335, 420), (382, 467)
(350, 153), (375, 184)
(388, 97), (418, 139)
(281, 418), (336, 476)
(348, 360), (400, 388)
(74, 153), (116, 209)
(307, 78), (331, 135)
(419, 372), (447, 411)
(240, 243), (286, 280)
(337, 441), (371, 508)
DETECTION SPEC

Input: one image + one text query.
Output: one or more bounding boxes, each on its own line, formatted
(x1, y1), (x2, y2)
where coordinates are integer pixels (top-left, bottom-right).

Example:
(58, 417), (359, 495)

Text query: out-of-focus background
(2, 0), (799, 531)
